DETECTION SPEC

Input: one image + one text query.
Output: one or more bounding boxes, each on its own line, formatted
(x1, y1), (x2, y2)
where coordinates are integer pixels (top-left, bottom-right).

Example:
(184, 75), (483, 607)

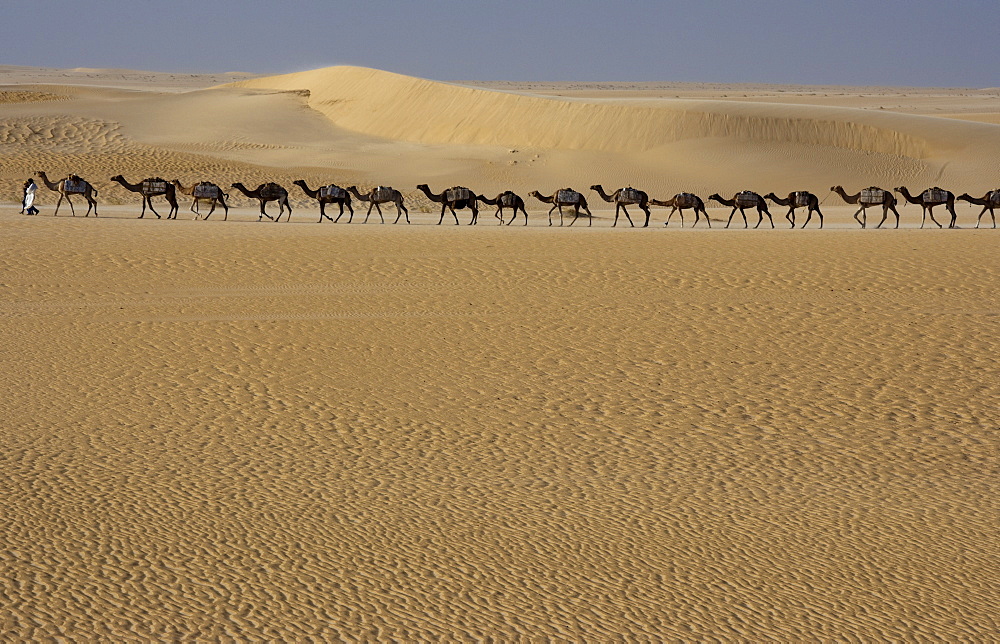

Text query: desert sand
(1, 66), (998, 640)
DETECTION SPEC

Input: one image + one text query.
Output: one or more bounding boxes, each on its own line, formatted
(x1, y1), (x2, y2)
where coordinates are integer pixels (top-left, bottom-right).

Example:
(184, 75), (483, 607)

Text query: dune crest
(230, 66), (1000, 161)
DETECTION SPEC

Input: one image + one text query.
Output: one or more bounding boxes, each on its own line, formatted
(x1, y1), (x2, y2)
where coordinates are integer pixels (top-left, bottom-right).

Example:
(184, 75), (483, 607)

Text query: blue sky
(5, 0), (998, 86)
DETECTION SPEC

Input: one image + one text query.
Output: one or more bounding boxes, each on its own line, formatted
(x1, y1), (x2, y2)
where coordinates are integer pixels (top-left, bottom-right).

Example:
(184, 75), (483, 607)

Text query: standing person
(23, 178), (39, 215)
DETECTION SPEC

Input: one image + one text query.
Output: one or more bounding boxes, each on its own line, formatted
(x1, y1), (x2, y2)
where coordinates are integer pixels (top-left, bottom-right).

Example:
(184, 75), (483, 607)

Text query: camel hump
(320, 184), (346, 199)
(860, 187), (887, 204)
(193, 182), (222, 199)
(142, 178), (170, 195)
(619, 187), (642, 203)
(64, 176), (88, 193)
(445, 187), (472, 202)
(259, 183), (285, 199)
(373, 186), (394, 201)
(735, 191), (759, 207)
(556, 189), (581, 203)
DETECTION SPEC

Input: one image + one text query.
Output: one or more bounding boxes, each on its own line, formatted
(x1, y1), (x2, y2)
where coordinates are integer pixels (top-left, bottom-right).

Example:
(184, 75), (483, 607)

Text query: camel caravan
(19, 172), (1000, 229)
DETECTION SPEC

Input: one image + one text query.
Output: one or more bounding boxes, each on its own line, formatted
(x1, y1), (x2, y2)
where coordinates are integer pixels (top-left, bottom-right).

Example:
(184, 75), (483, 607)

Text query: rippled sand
(2, 212), (997, 639)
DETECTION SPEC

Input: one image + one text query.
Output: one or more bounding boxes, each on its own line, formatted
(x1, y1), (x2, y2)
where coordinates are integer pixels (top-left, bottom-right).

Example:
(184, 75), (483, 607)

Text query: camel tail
(92, 187), (99, 197)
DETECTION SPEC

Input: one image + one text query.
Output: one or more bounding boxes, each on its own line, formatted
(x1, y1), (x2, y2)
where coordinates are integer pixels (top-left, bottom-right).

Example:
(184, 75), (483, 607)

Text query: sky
(5, 0), (998, 87)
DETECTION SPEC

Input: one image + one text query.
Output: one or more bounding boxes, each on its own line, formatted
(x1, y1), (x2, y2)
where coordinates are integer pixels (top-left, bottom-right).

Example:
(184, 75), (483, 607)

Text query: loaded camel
(111, 175), (178, 219)
(346, 186), (409, 224)
(763, 191), (824, 229)
(894, 186), (957, 229)
(590, 185), (652, 227)
(231, 182), (292, 221)
(830, 186), (901, 229)
(293, 180), (354, 223)
(36, 171), (99, 217)
(528, 188), (593, 226)
(416, 184), (480, 225)
(171, 180), (229, 220)
(956, 191), (1000, 229)
(477, 191), (529, 225)
(708, 191), (774, 228)
(650, 193), (710, 228)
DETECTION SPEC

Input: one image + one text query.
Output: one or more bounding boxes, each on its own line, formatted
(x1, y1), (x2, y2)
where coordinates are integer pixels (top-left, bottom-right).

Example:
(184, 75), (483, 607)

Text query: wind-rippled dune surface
(2, 215), (997, 639)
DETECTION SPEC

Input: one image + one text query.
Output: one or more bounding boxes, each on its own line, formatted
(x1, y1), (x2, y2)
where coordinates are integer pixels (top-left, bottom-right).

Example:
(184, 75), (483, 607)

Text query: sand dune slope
(232, 66), (1000, 190)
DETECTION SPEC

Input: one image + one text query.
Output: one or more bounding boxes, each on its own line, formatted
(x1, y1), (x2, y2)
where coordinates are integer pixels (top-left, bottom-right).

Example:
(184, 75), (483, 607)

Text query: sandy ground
(1, 66), (998, 640)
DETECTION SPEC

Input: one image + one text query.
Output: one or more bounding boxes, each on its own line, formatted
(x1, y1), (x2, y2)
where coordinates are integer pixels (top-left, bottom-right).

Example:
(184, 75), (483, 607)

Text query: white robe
(24, 183), (37, 209)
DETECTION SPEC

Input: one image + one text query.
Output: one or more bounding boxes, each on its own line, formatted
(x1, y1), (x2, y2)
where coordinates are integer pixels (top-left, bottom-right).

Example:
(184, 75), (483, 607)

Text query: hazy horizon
(5, 0), (999, 87)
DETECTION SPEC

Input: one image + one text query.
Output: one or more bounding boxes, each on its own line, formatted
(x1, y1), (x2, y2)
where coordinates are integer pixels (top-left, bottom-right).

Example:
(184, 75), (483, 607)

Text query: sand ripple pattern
(1, 219), (997, 640)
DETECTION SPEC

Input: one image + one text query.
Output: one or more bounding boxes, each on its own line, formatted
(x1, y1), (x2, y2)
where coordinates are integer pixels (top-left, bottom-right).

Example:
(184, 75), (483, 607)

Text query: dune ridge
(231, 66), (1000, 161)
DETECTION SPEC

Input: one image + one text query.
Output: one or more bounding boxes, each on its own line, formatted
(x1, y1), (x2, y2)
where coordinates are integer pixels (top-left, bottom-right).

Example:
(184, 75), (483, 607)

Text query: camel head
(589, 184), (601, 191)
(416, 183), (429, 191)
(292, 179), (306, 187)
(528, 190), (542, 198)
(763, 193), (777, 200)
(231, 182), (243, 189)
(707, 193), (722, 202)
(830, 186), (843, 193)
(110, 175), (124, 182)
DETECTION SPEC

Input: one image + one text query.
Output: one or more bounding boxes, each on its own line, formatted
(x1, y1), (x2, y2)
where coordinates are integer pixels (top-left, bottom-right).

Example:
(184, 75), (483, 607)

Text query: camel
(895, 186), (957, 229)
(764, 191), (824, 229)
(171, 180), (229, 221)
(708, 191), (774, 228)
(956, 191), (1000, 229)
(416, 184), (480, 225)
(590, 185), (652, 227)
(528, 189), (593, 226)
(111, 175), (178, 219)
(830, 186), (901, 229)
(35, 171), (99, 217)
(650, 193), (710, 228)
(477, 191), (529, 225)
(293, 180), (354, 223)
(346, 186), (409, 224)
(231, 182), (292, 222)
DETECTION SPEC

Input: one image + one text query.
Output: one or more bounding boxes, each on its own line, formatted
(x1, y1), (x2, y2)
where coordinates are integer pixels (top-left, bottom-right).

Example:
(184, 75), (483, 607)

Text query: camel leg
(191, 199), (201, 219)
(726, 207), (737, 228)
(759, 208), (774, 229)
(220, 199), (229, 222)
(346, 201), (354, 223)
(926, 206), (942, 229)
(67, 195), (76, 217)
(86, 195), (96, 217)
(521, 205), (529, 226)
(318, 201), (327, 223)
(375, 203), (385, 224)
(568, 205), (581, 227)
(333, 202), (345, 223)
(586, 205), (593, 226)
(701, 207), (711, 228)
(665, 207), (676, 227)
(947, 205), (957, 229)
(641, 204), (651, 228)
(204, 201), (216, 220)
(620, 204), (635, 227)
(854, 206), (866, 229)
(469, 205), (479, 226)
(786, 207), (795, 229)
(392, 201), (406, 224)
(148, 196), (162, 219)
(54, 194), (64, 216)
(437, 203), (448, 225)
(891, 205), (900, 229)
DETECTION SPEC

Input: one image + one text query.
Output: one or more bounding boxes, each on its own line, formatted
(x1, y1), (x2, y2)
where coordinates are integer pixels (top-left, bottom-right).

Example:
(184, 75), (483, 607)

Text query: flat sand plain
(1, 66), (998, 640)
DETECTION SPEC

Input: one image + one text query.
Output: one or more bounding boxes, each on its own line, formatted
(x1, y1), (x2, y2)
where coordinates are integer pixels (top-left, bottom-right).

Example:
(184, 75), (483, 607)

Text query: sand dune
(1, 66), (999, 640)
